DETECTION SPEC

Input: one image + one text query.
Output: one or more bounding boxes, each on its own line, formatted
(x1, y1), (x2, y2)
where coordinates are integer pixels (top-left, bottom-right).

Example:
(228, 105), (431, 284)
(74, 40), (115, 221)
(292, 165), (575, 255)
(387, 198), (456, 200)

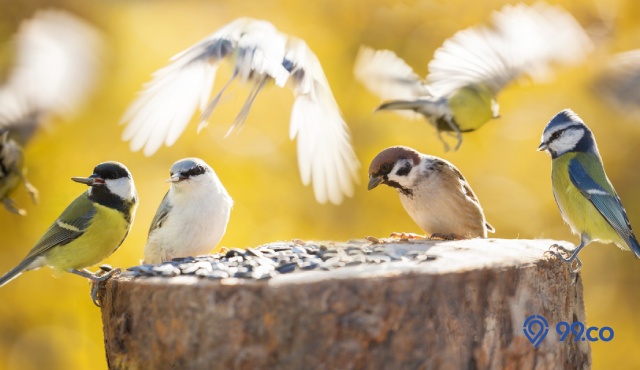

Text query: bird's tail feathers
(376, 99), (439, 115)
(0, 257), (37, 287)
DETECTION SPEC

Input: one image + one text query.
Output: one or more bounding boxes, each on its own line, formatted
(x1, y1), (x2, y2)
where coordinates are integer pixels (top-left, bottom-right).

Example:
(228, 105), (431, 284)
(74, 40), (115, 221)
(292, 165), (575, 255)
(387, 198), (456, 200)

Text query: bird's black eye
(550, 131), (561, 141)
(185, 165), (206, 177)
(380, 163), (392, 173)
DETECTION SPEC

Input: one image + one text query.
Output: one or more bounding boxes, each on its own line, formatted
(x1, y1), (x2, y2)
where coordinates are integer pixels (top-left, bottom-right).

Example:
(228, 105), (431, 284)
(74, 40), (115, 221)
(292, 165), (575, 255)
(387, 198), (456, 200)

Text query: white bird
(354, 2), (593, 151)
(143, 158), (233, 265)
(121, 18), (360, 205)
(0, 9), (103, 215)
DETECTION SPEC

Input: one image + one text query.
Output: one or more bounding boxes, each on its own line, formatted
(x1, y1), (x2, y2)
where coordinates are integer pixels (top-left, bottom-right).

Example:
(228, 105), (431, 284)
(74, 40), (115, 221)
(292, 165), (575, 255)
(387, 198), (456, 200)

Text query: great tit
(354, 3), (592, 151)
(538, 109), (640, 278)
(143, 158), (232, 264)
(120, 18), (359, 205)
(0, 10), (103, 215)
(0, 161), (138, 303)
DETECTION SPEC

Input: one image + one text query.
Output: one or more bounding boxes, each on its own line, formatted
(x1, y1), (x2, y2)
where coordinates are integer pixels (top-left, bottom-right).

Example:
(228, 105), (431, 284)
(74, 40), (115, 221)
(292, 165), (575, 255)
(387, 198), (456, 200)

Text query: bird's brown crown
(368, 146), (421, 174)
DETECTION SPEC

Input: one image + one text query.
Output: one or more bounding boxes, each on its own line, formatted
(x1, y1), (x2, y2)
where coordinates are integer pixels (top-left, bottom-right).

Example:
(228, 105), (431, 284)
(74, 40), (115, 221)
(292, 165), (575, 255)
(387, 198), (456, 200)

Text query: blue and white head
(538, 109), (598, 158)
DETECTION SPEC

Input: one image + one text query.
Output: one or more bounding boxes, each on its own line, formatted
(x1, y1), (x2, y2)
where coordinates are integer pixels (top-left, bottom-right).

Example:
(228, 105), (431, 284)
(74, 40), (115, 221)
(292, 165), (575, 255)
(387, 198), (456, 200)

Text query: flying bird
(121, 18), (360, 205)
(354, 2), (592, 151)
(0, 9), (103, 215)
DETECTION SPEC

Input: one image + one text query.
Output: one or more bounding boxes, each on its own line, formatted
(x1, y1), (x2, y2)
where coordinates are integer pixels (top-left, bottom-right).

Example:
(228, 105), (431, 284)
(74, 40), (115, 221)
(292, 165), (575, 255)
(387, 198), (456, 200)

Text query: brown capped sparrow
(368, 146), (494, 239)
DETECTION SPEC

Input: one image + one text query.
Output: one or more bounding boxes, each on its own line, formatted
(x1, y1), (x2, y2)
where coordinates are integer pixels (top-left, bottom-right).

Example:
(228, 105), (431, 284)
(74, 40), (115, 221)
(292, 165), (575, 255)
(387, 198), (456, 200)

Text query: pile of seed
(126, 241), (437, 280)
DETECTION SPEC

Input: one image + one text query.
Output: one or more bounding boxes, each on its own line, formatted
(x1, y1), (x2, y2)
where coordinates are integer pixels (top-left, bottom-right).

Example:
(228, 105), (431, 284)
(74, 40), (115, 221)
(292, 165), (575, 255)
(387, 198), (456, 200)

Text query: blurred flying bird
(143, 158), (233, 264)
(368, 146), (494, 239)
(539, 109), (640, 280)
(121, 18), (360, 205)
(355, 2), (592, 151)
(0, 9), (103, 215)
(0, 161), (138, 305)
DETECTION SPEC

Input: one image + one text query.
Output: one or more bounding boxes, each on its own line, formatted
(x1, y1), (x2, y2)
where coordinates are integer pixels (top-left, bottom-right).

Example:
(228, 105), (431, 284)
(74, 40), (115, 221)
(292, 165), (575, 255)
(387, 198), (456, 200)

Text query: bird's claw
(89, 267), (120, 307)
(544, 245), (582, 285)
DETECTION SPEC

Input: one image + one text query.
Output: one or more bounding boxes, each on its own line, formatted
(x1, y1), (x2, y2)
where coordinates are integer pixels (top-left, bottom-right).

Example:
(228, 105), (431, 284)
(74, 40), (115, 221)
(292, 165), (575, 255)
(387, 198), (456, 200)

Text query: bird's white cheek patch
(105, 178), (136, 201)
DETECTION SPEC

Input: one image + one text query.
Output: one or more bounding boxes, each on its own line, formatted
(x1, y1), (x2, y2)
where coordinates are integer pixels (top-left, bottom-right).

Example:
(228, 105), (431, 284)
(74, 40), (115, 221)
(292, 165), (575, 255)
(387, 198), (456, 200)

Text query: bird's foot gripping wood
(544, 244), (582, 285)
(389, 232), (427, 240)
(2, 197), (26, 216)
(71, 265), (121, 307)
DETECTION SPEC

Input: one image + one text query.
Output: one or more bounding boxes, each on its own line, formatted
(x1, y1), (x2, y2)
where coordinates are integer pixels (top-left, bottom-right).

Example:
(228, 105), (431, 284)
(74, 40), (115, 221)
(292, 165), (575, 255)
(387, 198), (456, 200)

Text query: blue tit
(0, 162), (138, 304)
(120, 18), (359, 205)
(143, 158), (233, 264)
(354, 3), (592, 151)
(538, 109), (640, 276)
(0, 10), (103, 215)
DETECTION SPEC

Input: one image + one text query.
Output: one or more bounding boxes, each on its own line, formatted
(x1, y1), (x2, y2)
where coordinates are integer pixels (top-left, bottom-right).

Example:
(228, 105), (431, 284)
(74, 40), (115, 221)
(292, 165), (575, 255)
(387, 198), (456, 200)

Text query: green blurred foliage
(0, 0), (639, 368)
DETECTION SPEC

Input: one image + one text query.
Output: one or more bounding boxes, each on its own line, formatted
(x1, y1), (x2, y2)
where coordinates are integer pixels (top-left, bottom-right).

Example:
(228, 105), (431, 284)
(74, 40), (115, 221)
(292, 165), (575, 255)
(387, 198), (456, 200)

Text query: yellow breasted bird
(538, 109), (640, 278)
(0, 162), (138, 303)
(354, 3), (592, 151)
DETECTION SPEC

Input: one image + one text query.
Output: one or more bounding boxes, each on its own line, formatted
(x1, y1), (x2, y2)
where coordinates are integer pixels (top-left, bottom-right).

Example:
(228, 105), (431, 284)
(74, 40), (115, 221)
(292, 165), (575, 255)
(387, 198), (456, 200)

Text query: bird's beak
(368, 175), (382, 190)
(72, 174), (104, 186)
(537, 142), (548, 151)
(166, 173), (188, 183)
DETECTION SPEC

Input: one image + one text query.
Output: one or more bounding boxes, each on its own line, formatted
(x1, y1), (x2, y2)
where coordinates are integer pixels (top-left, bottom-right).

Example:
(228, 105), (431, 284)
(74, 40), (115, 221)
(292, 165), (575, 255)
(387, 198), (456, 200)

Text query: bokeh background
(0, 0), (638, 368)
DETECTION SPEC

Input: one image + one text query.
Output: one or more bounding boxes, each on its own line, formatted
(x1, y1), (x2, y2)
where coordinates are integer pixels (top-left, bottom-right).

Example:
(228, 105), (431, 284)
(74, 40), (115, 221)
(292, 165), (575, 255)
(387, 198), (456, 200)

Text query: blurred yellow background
(0, 0), (639, 368)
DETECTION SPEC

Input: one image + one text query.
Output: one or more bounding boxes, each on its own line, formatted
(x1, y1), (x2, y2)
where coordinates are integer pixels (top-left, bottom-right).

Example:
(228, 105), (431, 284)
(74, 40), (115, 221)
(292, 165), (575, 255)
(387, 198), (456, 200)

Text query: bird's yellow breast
(447, 85), (495, 132)
(46, 204), (131, 272)
(552, 154), (627, 249)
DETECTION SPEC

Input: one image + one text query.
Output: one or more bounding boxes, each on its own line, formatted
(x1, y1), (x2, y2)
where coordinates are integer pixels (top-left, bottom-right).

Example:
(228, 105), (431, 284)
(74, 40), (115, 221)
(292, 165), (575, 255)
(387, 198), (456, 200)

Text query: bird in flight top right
(354, 2), (593, 151)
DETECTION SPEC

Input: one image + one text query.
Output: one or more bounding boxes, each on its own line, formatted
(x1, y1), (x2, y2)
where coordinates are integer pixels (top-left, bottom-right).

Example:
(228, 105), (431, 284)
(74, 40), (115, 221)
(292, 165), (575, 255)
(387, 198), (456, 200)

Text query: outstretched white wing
(287, 38), (360, 204)
(121, 18), (290, 156)
(354, 46), (431, 101)
(428, 2), (592, 97)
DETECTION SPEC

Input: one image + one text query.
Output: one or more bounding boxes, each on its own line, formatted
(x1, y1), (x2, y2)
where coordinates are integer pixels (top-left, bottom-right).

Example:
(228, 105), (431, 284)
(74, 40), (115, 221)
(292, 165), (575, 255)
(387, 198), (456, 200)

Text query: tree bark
(99, 238), (590, 370)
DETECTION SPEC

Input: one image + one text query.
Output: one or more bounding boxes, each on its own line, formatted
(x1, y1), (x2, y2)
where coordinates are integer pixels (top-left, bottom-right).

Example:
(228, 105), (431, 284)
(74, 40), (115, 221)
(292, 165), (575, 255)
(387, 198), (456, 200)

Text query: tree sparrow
(368, 146), (494, 239)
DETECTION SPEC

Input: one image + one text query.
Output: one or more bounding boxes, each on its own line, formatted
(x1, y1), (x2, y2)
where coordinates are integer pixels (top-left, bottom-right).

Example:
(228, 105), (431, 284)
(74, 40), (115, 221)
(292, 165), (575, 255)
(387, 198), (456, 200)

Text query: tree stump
(98, 238), (590, 370)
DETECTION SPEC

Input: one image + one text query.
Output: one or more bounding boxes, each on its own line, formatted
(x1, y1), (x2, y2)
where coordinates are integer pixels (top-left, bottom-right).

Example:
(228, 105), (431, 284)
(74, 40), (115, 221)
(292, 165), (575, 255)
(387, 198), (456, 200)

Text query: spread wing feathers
(354, 46), (431, 101)
(287, 39), (360, 204)
(428, 2), (591, 97)
(427, 26), (518, 97)
(0, 10), (103, 145)
(120, 18), (291, 156)
(568, 159), (640, 256)
(148, 191), (172, 234)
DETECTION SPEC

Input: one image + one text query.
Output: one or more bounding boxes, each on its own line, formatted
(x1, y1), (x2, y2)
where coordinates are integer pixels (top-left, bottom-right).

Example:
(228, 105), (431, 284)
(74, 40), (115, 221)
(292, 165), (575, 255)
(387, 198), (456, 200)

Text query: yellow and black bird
(0, 161), (138, 304)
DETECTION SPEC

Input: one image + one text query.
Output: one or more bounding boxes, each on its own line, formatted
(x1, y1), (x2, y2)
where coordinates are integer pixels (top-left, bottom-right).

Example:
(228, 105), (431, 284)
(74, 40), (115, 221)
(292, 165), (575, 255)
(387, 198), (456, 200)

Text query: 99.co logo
(523, 314), (614, 347)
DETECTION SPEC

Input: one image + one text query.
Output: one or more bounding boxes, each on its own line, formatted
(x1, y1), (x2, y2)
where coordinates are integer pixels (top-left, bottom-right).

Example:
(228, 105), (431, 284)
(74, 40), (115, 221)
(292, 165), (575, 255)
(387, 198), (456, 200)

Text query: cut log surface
(99, 238), (590, 370)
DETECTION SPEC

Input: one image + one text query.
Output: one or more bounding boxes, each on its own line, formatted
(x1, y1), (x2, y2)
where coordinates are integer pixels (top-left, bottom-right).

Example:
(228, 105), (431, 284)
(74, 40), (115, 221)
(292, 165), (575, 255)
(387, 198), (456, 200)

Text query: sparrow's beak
(72, 174), (104, 186)
(368, 175), (382, 191)
(537, 142), (548, 152)
(166, 172), (188, 183)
